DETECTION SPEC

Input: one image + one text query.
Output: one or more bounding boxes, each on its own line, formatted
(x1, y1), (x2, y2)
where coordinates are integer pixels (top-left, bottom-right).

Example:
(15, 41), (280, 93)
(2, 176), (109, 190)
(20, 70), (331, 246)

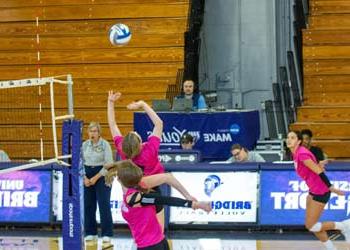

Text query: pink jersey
(114, 135), (165, 176)
(121, 188), (164, 248)
(292, 146), (329, 195)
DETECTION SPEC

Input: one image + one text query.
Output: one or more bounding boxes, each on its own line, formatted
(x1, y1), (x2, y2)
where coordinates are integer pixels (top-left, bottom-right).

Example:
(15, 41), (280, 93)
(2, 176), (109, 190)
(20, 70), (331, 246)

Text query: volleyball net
(0, 75), (74, 174)
(0, 75), (85, 249)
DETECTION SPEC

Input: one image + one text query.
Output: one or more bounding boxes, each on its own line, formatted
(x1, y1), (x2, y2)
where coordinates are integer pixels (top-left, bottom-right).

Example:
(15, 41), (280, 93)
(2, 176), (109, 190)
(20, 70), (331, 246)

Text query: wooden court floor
(0, 236), (349, 250)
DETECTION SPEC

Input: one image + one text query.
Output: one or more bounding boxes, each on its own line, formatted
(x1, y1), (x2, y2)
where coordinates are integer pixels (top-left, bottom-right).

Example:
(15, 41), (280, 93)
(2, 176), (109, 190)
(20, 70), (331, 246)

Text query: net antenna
(0, 75), (74, 174)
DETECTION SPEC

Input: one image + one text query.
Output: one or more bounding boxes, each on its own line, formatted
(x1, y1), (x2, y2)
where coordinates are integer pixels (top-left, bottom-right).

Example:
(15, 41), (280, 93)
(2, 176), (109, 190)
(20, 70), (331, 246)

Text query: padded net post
(62, 120), (84, 250)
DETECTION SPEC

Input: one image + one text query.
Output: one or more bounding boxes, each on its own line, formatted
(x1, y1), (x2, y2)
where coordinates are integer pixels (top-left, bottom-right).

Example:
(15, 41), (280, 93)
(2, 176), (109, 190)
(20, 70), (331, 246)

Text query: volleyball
(109, 23), (132, 45)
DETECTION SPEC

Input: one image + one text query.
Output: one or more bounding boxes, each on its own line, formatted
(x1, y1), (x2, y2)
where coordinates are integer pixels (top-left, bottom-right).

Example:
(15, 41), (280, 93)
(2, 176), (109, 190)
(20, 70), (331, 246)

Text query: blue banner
(0, 170), (51, 223)
(260, 170), (350, 225)
(134, 111), (260, 160)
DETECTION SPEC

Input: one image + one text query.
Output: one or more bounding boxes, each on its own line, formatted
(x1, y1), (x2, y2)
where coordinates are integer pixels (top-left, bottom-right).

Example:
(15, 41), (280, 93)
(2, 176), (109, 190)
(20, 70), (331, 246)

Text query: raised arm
(127, 100), (163, 138)
(107, 91), (122, 137)
(141, 173), (195, 201)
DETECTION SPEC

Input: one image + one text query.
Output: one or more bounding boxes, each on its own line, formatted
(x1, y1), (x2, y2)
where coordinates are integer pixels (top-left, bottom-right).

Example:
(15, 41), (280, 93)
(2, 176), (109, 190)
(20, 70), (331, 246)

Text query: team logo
(204, 175), (223, 197)
(229, 124), (240, 135)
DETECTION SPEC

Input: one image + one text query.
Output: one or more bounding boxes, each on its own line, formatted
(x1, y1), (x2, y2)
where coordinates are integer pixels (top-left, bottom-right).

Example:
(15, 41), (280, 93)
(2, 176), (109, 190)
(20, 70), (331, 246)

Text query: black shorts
(151, 186), (164, 213)
(309, 191), (331, 204)
(138, 238), (169, 250)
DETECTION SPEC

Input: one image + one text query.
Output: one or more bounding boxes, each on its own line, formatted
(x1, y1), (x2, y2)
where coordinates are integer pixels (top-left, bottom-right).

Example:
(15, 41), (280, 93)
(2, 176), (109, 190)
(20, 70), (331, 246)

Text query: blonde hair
(105, 160), (148, 192)
(122, 132), (141, 158)
(88, 121), (101, 134)
(105, 164), (118, 187)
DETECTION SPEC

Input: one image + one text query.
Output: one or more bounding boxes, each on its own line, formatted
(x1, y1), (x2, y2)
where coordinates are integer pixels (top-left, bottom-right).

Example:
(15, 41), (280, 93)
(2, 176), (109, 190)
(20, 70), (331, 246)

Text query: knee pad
(309, 222), (322, 232)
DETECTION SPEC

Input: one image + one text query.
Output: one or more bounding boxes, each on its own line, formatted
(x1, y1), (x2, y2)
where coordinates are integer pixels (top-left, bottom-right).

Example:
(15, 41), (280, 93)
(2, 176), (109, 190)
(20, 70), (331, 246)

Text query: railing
(266, 0), (308, 139)
(183, 0), (205, 86)
(166, 0), (205, 101)
(166, 68), (184, 104)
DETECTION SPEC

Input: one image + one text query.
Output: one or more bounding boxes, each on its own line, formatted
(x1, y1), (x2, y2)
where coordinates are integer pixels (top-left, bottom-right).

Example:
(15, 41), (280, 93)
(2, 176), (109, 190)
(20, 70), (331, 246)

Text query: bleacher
(0, 0), (190, 160)
(290, 0), (350, 159)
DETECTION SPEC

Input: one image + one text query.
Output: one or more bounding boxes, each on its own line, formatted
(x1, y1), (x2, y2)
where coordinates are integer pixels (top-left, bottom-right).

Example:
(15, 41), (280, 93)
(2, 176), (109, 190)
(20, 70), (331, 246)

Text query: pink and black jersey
(113, 135), (165, 176)
(292, 146), (329, 195)
(121, 188), (164, 248)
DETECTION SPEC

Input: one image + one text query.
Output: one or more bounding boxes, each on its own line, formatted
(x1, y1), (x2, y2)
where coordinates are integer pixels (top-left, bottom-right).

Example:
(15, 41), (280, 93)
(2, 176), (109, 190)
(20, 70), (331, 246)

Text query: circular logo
(175, 155), (181, 162)
(230, 124), (240, 134)
(94, 145), (103, 153)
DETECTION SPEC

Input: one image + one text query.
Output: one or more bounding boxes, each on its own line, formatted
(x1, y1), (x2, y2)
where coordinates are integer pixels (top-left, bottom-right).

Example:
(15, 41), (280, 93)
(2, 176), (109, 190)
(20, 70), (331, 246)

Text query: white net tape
(0, 155), (71, 174)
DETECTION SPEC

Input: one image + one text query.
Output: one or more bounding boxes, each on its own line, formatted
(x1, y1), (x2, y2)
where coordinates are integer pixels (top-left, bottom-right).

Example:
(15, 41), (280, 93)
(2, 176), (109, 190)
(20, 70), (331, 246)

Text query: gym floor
(0, 229), (349, 250)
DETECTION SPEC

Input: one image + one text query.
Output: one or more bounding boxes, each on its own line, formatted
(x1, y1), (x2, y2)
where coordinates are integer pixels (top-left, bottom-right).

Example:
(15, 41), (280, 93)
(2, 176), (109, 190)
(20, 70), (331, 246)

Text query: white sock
(322, 240), (336, 250)
(334, 222), (345, 231)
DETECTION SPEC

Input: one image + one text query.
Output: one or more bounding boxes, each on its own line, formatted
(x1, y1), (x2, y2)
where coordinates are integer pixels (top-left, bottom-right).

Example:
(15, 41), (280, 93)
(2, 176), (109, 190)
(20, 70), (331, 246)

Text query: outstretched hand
(127, 101), (145, 110)
(330, 186), (345, 196)
(108, 90), (121, 103)
(192, 201), (212, 213)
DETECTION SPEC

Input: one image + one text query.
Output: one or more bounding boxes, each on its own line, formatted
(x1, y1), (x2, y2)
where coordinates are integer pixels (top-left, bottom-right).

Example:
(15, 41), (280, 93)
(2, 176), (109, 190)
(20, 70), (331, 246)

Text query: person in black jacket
(301, 129), (326, 163)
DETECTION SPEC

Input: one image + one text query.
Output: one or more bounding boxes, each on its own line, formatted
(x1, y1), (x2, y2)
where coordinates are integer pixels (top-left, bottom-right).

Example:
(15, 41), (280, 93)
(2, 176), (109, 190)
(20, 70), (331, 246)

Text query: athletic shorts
(138, 238), (169, 250)
(309, 191), (331, 204)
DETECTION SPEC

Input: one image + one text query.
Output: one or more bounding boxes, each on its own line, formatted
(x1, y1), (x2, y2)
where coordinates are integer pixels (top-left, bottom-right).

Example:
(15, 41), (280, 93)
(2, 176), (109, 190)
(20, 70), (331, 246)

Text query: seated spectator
(175, 79), (207, 110)
(180, 133), (195, 150)
(226, 143), (265, 163)
(301, 129), (326, 162)
(0, 149), (10, 162)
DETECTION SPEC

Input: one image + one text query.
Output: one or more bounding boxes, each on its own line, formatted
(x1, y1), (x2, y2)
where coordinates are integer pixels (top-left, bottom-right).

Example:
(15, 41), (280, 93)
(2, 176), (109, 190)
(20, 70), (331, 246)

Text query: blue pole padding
(62, 120), (85, 250)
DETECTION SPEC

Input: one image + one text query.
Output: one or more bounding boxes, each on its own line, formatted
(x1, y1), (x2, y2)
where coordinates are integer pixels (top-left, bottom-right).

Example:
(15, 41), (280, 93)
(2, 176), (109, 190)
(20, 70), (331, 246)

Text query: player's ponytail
(105, 165), (118, 187)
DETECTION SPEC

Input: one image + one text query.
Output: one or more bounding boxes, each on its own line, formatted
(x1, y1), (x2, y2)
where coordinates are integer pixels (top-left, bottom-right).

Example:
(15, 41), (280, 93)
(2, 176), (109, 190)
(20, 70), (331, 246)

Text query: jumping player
(286, 131), (350, 250)
(107, 91), (166, 230)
